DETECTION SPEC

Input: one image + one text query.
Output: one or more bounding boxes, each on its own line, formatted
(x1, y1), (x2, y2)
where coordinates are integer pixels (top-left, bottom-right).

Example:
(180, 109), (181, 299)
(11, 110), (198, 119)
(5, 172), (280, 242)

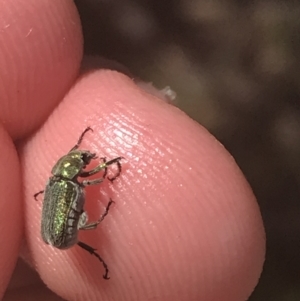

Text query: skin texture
(0, 0), (82, 139)
(0, 1), (265, 300)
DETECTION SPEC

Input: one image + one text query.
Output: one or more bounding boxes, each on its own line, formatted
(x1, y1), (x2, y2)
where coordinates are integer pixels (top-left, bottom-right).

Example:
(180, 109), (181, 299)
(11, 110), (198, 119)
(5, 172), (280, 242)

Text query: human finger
(0, 0), (83, 139)
(0, 126), (22, 299)
(21, 70), (265, 301)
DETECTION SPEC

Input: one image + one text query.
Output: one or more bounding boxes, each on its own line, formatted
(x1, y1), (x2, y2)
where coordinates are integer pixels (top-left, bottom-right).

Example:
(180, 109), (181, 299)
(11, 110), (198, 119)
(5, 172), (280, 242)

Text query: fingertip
(21, 70), (265, 301)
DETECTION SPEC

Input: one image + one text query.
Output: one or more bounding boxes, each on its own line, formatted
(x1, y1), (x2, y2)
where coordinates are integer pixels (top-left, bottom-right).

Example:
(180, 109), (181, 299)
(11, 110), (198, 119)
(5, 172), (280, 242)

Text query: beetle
(34, 127), (122, 279)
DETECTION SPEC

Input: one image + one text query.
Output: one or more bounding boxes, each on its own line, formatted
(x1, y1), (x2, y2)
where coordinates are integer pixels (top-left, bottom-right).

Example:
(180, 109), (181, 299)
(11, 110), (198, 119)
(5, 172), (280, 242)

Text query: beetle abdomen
(41, 178), (85, 249)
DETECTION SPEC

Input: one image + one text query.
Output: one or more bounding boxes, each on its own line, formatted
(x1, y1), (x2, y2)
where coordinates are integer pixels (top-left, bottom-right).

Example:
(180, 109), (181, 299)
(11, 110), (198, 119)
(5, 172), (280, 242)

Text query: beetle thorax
(51, 150), (95, 179)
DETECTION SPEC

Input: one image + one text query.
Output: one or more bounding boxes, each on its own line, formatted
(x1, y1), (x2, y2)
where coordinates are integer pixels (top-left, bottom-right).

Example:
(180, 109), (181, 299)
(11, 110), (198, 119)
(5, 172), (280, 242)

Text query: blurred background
(74, 0), (300, 300)
(5, 0), (300, 300)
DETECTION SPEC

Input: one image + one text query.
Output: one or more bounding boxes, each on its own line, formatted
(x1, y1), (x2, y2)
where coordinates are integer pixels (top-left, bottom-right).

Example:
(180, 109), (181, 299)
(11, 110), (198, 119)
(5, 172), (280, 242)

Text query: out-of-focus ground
(5, 1), (299, 300)
(73, 0), (300, 300)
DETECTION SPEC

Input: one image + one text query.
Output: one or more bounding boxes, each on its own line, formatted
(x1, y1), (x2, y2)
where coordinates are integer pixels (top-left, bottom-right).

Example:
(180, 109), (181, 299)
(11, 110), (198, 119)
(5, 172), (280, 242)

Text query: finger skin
(0, 126), (22, 299)
(0, 0), (83, 139)
(20, 71), (265, 301)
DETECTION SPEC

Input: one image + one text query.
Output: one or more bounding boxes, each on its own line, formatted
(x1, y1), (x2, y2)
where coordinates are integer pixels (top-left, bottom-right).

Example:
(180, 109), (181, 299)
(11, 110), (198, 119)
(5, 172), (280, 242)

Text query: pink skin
(0, 1), (265, 301)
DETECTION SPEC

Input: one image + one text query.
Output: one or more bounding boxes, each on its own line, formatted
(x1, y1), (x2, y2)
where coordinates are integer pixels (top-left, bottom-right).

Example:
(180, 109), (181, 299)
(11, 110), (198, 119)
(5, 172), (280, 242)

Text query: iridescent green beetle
(34, 127), (122, 279)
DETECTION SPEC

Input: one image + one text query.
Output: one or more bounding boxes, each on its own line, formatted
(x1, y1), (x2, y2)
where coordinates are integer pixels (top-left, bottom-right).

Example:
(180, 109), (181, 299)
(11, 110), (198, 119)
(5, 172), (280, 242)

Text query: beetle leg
(80, 157), (108, 178)
(107, 158), (122, 182)
(79, 199), (114, 230)
(34, 190), (44, 201)
(81, 178), (104, 186)
(80, 157), (123, 182)
(78, 211), (88, 229)
(69, 127), (93, 152)
(97, 157), (108, 179)
(77, 241), (110, 279)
